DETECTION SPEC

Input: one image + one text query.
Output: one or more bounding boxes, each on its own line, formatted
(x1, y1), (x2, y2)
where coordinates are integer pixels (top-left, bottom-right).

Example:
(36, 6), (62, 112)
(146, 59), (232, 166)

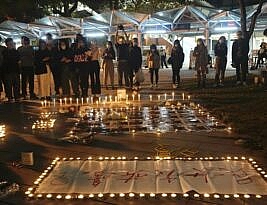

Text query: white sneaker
(172, 84), (177, 89)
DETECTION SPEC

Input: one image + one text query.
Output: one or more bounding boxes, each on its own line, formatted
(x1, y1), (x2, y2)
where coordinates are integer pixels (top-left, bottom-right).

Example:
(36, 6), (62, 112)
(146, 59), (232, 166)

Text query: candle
(48, 101), (51, 107)
(81, 98), (84, 105)
(149, 95), (152, 101)
(41, 101), (44, 107)
(109, 95), (112, 102)
(76, 98), (79, 105)
(158, 95), (160, 101)
(59, 99), (62, 106)
(86, 97), (89, 104)
(70, 98), (72, 105)
(172, 92), (174, 100)
(126, 94), (128, 102)
(164, 93), (167, 100)
(64, 97), (67, 105)
(105, 96), (108, 103)
(188, 95), (191, 101)
(138, 94), (140, 101)
(115, 96), (117, 102)
(132, 94), (135, 101)
(182, 93), (185, 100)
(91, 97), (93, 103)
(44, 100), (47, 107)
(53, 98), (56, 107)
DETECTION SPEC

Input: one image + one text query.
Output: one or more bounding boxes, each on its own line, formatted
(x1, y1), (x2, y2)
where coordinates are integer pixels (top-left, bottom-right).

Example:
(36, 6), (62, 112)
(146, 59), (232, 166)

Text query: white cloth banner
(36, 160), (267, 195)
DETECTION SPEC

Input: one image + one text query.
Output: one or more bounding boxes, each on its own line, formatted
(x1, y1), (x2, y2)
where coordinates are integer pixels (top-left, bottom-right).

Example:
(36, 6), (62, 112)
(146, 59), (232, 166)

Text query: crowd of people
(0, 28), (263, 103)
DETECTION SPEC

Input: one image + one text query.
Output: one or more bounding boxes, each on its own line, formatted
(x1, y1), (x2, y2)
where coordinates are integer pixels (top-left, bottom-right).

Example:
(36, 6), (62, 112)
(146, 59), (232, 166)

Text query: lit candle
(149, 95), (152, 101)
(109, 95), (112, 102)
(41, 101), (44, 107)
(188, 95), (191, 101)
(59, 99), (62, 106)
(158, 95), (160, 101)
(132, 94), (135, 101)
(70, 98), (72, 105)
(86, 97), (89, 104)
(105, 96), (108, 103)
(182, 93), (185, 100)
(126, 94), (128, 102)
(115, 96), (117, 102)
(53, 98), (56, 107)
(48, 101), (51, 107)
(172, 92), (174, 100)
(76, 98), (79, 105)
(164, 93), (167, 100)
(81, 98), (84, 105)
(64, 97), (67, 105)
(44, 100), (47, 107)
(138, 94), (140, 101)
(91, 97), (93, 103)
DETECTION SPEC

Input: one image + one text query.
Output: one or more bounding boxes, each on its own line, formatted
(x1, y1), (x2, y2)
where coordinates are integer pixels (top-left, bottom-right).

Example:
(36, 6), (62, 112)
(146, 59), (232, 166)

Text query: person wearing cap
(18, 36), (37, 100)
(232, 31), (249, 86)
(147, 44), (160, 88)
(170, 39), (184, 88)
(193, 38), (209, 88)
(214, 36), (227, 87)
(2, 38), (21, 102)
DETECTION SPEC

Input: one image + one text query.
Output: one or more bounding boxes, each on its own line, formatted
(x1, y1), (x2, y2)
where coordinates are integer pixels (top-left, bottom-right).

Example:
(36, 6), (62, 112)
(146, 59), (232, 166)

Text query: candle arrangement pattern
(32, 112), (57, 131)
(0, 125), (6, 139)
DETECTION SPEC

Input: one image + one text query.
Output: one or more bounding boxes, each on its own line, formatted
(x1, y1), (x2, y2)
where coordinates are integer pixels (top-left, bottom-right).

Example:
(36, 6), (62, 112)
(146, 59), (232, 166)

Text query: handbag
(134, 69), (145, 83)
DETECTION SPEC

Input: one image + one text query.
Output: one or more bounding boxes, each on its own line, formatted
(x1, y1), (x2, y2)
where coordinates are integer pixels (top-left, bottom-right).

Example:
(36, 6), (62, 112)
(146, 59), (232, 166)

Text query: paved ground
(0, 69), (266, 205)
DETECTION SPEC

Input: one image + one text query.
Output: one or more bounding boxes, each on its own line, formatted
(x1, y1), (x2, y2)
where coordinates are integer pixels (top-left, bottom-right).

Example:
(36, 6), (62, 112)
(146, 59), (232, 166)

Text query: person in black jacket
(2, 38), (21, 102)
(58, 39), (79, 97)
(214, 36), (227, 87)
(170, 39), (184, 89)
(34, 40), (52, 100)
(129, 38), (142, 90)
(73, 37), (91, 98)
(232, 31), (249, 85)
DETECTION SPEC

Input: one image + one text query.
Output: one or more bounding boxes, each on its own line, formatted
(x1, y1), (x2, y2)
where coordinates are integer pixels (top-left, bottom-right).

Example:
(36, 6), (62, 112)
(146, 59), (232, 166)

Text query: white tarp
(36, 160), (267, 195)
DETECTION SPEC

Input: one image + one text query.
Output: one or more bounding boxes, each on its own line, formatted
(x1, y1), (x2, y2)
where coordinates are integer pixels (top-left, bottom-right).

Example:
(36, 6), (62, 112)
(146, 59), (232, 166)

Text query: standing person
(18, 36), (37, 100)
(193, 38), (209, 88)
(34, 40), (52, 100)
(46, 33), (61, 96)
(2, 38), (21, 102)
(115, 25), (130, 88)
(232, 31), (249, 86)
(89, 41), (101, 96)
(214, 36), (228, 87)
(73, 37), (91, 98)
(170, 40), (184, 88)
(147, 44), (160, 88)
(102, 41), (115, 90)
(0, 37), (6, 100)
(58, 39), (79, 97)
(159, 47), (168, 69)
(129, 38), (142, 90)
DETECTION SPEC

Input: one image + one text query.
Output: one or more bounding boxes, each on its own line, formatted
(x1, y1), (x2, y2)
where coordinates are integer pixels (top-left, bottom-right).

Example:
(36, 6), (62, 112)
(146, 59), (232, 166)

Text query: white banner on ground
(36, 160), (267, 195)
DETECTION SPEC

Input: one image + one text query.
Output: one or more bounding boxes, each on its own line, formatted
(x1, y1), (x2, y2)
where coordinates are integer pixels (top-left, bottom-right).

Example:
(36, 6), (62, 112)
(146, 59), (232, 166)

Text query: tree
(238, 0), (264, 40)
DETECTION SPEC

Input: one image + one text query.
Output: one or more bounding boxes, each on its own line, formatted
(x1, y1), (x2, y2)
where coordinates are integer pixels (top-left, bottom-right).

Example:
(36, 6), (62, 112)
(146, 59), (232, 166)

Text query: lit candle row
(0, 125), (6, 138)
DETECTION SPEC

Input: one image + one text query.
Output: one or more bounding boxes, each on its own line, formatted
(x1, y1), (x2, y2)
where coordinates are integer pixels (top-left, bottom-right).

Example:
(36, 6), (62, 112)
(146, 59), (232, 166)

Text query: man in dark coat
(2, 38), (21, 102)
(232, 31), (249, 85)
(129, 38), (142, 90)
